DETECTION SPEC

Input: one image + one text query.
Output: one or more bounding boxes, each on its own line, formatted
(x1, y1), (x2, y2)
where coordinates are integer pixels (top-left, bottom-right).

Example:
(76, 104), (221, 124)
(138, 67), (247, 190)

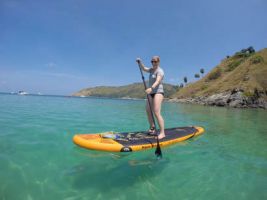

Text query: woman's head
(151, 56), (160, 67)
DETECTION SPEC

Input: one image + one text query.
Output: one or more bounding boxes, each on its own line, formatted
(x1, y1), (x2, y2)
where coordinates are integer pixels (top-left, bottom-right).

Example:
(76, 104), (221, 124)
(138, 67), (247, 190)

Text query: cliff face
(171, 48), (267, 108)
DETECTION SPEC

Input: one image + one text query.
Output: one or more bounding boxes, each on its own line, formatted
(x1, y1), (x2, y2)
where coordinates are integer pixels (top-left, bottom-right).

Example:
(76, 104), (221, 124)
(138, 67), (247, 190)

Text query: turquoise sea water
(0, 93), (266, 200)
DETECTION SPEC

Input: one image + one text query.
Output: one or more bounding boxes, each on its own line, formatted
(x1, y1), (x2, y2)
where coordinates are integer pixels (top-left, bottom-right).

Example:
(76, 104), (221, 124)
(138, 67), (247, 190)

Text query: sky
(0, 0), (267, 95)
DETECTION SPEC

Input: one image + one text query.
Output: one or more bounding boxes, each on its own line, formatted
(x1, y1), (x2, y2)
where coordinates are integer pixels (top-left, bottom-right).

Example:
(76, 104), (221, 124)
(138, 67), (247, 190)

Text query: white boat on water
(18, 91), (28, 95)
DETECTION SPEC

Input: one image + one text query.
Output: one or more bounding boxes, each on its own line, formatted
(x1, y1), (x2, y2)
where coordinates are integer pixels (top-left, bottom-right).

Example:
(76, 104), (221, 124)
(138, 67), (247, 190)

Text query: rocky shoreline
(168, 89), (267, 109)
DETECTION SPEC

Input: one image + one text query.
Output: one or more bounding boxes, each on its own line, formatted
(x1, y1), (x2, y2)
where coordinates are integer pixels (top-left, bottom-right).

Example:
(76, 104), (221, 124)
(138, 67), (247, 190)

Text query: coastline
(168, 90), (267, 109)
(3, 91), (266, 109)
(73, 93), (267, 109)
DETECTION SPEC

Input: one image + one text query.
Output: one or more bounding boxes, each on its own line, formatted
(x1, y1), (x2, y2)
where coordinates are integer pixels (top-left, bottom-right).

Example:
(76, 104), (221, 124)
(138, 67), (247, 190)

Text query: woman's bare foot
(157, 133), (166, 140)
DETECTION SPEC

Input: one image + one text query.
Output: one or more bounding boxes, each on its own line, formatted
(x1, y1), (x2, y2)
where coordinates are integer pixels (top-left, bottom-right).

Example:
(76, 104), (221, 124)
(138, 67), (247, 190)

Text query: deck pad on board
(112, 127), (197, 145)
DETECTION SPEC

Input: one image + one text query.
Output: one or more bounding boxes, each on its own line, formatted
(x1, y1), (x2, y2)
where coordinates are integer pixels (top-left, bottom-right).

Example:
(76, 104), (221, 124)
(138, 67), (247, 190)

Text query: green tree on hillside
(200, 68), (205, 77)
(248, 46), (255, 53)
(183, 77), (188, 85)
(238, 46), (255, 57)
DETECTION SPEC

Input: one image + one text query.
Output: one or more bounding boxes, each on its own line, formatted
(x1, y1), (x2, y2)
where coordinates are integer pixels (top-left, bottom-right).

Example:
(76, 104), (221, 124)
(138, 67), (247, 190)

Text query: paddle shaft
(138, 67), (158, 130)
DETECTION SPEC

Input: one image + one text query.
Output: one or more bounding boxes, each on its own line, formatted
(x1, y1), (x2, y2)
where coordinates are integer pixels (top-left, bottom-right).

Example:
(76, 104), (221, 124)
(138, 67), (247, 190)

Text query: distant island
(72, 83), (178, 99)
(73, 47), (267, 109)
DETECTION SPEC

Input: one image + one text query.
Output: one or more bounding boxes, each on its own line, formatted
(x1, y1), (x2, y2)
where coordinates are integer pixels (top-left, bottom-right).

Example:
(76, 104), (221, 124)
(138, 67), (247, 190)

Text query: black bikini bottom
(150, 93), (164, 98)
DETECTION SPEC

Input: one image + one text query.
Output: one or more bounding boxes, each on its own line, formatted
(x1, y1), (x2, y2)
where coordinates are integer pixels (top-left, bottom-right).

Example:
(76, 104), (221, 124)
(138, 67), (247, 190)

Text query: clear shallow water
(0, 94), (266, 200)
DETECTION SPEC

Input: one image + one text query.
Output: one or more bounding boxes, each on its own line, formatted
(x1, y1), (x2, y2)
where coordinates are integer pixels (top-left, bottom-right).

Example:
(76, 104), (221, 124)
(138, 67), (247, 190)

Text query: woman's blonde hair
(152, 56), (160, 62)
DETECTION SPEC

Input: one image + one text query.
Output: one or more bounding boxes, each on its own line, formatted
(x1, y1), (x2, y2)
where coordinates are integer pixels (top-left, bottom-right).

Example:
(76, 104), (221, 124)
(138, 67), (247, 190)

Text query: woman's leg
(153, 94), (165, 139)
(146, 95), (155, 129)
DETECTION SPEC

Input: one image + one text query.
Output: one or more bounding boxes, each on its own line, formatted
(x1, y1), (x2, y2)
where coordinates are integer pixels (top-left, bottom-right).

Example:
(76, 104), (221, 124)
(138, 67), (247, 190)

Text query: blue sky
(0, 0), (267, 95)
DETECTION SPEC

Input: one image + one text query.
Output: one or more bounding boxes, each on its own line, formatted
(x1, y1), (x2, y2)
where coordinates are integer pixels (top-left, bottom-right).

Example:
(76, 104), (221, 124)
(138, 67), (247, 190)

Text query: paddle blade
(155, 146), (162, 158)
(155, 138), (162, 158)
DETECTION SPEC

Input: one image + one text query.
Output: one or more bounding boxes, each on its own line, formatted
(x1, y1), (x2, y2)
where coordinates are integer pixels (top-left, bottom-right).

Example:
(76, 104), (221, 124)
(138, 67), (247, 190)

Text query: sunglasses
(151, 60), (158, 63)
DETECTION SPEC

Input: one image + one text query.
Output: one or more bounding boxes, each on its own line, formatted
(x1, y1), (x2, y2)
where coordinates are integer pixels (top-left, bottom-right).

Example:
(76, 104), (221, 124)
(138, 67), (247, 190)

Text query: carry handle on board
(137, 62), (162, 159)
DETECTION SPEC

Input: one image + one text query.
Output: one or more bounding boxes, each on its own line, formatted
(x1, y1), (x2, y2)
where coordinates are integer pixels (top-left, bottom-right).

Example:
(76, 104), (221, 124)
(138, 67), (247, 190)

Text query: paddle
(137, 62), (162, 159)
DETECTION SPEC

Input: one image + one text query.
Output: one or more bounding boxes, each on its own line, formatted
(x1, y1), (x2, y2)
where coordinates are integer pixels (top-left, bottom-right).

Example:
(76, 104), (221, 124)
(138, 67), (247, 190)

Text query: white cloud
(45, 62), (58, 68)
(1, 80), (7, 85)
(169, 77), (180, 83)
(43, 72), (86, 80)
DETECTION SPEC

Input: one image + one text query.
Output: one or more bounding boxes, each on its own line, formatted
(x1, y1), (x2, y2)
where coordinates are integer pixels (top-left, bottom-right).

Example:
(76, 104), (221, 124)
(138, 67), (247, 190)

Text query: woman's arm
(151, 75), (163, 89)
(145, 75), (163, 94)
(136, 58), (150, 72)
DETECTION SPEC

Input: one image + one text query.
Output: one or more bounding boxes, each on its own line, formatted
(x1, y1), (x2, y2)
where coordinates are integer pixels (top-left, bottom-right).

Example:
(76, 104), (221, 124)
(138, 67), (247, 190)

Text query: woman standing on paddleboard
(136, 56), (165, 139)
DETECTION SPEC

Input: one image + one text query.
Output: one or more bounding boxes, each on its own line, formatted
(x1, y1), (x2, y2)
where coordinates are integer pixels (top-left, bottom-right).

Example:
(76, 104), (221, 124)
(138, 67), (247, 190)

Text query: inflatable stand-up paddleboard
(73, 126), (204, 152)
